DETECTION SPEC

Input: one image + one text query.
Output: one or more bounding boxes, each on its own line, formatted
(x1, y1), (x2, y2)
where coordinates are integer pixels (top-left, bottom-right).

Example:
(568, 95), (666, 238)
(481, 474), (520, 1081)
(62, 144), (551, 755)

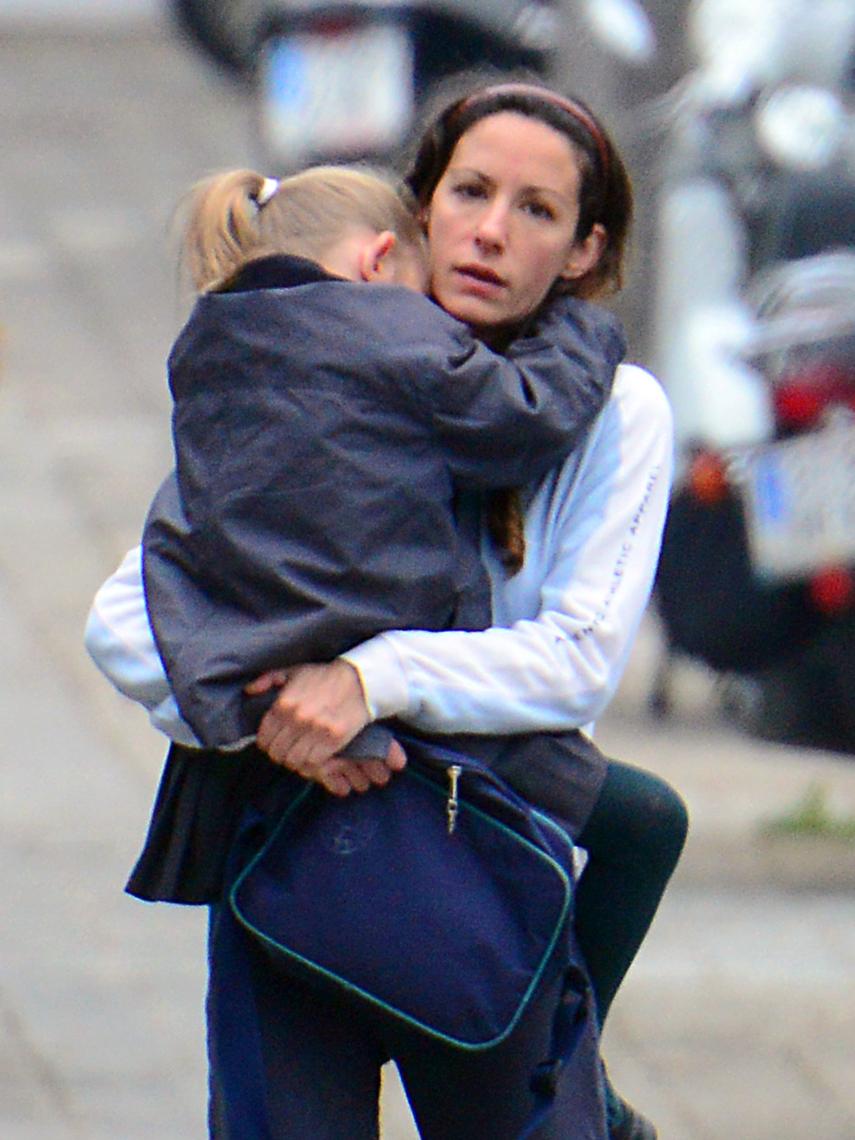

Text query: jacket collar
(221, 254), (341, 294)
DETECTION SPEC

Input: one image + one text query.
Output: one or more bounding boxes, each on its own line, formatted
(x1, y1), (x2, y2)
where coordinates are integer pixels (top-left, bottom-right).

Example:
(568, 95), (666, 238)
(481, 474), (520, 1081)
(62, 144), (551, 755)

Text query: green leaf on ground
(760, 783), (855, 841)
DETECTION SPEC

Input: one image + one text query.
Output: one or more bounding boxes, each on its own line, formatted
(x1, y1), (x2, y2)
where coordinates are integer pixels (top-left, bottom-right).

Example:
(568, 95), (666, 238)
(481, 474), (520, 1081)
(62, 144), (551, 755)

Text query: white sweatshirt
(84, 364), (673, 744)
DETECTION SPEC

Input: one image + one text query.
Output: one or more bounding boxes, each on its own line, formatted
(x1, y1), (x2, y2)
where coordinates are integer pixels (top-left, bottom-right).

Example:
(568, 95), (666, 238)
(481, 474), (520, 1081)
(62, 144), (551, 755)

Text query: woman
(248, 82), (687, 1132)
(86, 82), (687, 1139)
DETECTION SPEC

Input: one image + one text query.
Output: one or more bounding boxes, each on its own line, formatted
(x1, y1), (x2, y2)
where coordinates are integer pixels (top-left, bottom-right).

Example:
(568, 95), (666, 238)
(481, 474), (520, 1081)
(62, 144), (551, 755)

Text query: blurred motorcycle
(171, 0), (261, 74)
(650, 0), (855, 750)
(253, 0), (564, 171)
(170, 0), (660, 172)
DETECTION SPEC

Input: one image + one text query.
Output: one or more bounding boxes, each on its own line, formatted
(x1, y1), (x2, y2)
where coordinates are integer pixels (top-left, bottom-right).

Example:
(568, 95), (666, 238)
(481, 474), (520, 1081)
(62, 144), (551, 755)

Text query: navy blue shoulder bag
(229, 734), (604, 1138)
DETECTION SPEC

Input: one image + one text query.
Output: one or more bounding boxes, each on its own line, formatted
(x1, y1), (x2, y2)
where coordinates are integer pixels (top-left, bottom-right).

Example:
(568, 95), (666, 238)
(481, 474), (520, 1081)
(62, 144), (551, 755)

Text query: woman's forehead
(448, 112), (581, 196)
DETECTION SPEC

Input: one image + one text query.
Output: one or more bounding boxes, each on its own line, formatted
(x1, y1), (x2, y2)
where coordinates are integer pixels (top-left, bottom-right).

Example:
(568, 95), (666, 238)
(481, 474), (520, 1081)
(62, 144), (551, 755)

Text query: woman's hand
(246, 660), (406, 794)
(303, 750), (406, 798)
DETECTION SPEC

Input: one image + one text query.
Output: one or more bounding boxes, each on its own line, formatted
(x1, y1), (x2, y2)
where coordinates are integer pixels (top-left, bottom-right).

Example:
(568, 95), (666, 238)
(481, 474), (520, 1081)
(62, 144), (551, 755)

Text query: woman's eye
(523, 201), (556, 221)
(453, 182), (487, 200)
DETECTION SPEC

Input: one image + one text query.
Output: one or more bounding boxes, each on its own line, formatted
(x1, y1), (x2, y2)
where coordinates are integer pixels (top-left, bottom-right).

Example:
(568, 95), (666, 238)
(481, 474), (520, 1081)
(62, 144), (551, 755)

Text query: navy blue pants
(205, 812), (607, 1140)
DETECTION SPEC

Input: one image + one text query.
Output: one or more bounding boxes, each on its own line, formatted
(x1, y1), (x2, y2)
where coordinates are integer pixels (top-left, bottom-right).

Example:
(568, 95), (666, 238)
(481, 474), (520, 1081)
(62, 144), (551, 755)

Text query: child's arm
(421, 295), (625, 488)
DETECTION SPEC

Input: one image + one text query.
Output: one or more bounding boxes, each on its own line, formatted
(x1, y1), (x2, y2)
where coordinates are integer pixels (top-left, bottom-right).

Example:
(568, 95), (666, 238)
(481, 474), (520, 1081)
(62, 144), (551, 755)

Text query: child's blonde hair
(180, 165), (426, 293)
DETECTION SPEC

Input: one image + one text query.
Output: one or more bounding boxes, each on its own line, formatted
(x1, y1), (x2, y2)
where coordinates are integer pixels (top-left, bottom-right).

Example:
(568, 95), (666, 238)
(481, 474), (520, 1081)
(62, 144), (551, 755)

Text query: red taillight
(308, 16), (357, 37)
(808, 566), (855, 614)
(774, 383), (826, 428)
(774, 363), (854, 430)
(686, 451), (729, 505)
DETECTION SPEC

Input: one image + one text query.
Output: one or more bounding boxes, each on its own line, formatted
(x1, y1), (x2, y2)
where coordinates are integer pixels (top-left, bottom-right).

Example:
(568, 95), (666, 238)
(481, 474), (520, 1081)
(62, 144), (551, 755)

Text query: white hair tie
(256, 177), (279, 208)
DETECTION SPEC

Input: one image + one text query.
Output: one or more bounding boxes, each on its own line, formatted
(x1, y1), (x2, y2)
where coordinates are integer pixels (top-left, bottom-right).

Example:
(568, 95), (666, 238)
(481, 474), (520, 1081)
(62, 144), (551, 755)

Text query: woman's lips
(454, 264), (507, 292)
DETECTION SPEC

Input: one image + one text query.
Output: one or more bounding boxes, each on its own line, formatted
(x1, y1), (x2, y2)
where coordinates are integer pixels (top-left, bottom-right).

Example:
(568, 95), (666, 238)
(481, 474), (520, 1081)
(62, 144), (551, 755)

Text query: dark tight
(575, 760), (689, 1027)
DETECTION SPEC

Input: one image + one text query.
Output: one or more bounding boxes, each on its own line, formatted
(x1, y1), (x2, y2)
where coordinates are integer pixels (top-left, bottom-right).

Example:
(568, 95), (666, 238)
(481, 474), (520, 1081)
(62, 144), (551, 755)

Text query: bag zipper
(446, 764), (462, 834)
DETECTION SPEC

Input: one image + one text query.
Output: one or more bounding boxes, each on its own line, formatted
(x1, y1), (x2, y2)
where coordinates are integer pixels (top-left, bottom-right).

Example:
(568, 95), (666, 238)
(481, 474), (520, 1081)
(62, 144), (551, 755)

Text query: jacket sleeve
(342, 368), (673, 733)
(421, 296), (625, 489)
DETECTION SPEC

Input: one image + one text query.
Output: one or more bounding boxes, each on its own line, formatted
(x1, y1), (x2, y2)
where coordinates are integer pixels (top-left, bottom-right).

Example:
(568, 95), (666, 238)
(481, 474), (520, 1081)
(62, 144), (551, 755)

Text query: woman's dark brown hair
(404, 80), (634, 571)
(405, 80), (633, 302)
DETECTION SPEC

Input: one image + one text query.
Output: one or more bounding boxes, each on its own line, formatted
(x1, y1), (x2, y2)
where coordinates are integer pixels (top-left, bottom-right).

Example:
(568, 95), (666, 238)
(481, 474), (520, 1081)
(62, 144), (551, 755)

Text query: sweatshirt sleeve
(84, 546), (202, 747)
(342, 368), (673, 733)
(421, 296), (625, 489)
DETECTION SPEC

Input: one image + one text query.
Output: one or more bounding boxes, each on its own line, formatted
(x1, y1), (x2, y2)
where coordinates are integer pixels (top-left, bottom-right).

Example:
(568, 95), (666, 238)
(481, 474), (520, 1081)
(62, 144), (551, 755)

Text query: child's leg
(492, 734), (688, 1027)
(574, 759), (688, 1027)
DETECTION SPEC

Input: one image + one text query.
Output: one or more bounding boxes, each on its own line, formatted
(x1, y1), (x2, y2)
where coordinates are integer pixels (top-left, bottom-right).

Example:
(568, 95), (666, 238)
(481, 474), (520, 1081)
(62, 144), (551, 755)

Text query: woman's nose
(473, 201), (509, 250)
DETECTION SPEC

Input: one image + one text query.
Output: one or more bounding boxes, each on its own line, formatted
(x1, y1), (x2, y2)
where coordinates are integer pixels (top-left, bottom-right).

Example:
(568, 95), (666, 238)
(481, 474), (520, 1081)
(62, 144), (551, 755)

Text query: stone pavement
(1, 15), (854, 1140)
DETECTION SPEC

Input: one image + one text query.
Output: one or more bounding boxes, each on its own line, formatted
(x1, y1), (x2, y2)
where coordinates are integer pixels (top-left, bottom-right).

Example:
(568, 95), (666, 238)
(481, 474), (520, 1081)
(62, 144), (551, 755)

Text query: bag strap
(518, 964), (594, 1140)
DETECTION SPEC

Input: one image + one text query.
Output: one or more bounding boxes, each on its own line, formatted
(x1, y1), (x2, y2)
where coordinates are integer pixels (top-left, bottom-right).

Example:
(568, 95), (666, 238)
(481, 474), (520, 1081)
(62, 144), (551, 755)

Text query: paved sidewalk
(1, 18), (854, 1140)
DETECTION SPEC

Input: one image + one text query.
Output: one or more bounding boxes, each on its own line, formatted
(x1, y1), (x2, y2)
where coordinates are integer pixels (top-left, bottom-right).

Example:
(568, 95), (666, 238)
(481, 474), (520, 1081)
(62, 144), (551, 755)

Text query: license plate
(261, 22), (414, 167)
(741, 420), (855, 580)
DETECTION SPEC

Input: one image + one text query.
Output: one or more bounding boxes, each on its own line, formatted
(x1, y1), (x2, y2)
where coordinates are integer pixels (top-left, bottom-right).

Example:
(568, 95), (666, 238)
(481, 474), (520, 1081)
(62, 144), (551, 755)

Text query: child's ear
(358, 231), (398, 282)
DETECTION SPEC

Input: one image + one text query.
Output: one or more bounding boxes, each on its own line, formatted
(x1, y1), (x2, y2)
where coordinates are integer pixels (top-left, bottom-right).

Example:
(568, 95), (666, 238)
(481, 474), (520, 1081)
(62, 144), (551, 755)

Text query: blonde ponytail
(178, 165), (424, 294)
(179, 169), (272, 293)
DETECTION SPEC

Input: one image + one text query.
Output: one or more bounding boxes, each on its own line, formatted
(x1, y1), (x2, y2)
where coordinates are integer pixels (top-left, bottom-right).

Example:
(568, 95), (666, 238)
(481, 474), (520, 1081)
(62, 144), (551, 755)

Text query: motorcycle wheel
(170, 0), (260, 75)
(655, 489), (818, 674)
(763, 614), (855, 755)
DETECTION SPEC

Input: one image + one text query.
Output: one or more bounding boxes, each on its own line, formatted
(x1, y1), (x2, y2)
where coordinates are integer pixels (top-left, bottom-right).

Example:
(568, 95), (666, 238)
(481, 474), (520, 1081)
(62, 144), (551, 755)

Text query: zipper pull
(446, 764), (462, 835)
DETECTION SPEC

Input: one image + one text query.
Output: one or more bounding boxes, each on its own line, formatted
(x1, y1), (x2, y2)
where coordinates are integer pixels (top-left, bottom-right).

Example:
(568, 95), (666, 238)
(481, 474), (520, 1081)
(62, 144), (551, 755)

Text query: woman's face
(425, 111), (602, 335)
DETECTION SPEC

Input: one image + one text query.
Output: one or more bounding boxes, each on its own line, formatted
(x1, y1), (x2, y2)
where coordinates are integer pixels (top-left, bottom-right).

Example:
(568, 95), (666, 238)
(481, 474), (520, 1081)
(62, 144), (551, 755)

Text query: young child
(90, 163), (626, 902)
(142, 164), (624, 751)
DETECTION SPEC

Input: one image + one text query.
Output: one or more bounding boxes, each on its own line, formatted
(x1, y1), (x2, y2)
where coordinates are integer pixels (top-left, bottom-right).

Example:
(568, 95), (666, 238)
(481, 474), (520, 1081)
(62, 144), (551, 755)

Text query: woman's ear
(358, 231), (398, 282)
(560, 223), (607, 282)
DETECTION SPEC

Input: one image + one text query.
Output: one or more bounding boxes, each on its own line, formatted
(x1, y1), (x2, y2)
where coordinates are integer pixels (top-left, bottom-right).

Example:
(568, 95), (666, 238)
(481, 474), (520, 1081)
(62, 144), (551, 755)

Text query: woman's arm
(84, 546), (202, 746)
(348, 367), (673, 732)
(257, 367), (672, 761)
(90, 367), (671, 768)
(84, 548), (404, 792)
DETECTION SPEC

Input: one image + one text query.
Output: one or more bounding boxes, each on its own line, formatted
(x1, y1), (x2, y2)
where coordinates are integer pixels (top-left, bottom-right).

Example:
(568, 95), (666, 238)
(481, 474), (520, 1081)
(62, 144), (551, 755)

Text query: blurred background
(1, 2), (854, 1138)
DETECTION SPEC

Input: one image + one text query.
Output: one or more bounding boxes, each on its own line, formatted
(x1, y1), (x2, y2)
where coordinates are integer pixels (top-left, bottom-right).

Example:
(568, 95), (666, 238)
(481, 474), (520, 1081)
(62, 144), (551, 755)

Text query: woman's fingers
(255, 660), (370, 766)
(255, 684), (317, 759)
(338, 745), (407, 787)
(385, 739), (408, 772)
(256, 715), (304, 765)
(275, 722), (342, 776)
(341, 763), (372, 794)
(315, 763), (353, 798)
(357, 759), (392, 787)
(244, 668), (290, 695)
(313, 758), (384, 796)
(268, 741), (405, 800)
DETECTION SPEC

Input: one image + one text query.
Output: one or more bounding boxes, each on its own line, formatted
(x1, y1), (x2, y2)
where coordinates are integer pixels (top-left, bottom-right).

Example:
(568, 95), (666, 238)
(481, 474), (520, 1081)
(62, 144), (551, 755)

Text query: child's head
(180, 165), (428, 294)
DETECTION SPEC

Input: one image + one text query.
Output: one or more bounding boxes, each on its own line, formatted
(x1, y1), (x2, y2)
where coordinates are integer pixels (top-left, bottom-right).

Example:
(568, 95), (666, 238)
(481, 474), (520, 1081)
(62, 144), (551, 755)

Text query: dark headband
(452, 83), (611, 180)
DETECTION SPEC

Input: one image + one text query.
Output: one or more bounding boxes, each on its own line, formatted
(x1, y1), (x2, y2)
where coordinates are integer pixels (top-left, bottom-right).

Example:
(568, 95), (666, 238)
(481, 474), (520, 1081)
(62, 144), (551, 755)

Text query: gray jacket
(143, 255), (624, 747)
